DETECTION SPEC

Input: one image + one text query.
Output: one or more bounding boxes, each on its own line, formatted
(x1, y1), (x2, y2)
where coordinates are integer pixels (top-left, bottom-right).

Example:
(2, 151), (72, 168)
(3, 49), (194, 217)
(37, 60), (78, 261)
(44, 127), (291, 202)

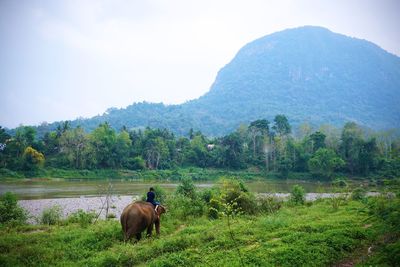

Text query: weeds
(40, 205), (62, 225)
(0, 192), (27, 225)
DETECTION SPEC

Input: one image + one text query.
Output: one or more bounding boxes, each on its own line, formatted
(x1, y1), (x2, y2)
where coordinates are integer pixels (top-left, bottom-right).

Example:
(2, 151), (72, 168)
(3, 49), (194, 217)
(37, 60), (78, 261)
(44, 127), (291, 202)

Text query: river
(0, 178), (373, 200)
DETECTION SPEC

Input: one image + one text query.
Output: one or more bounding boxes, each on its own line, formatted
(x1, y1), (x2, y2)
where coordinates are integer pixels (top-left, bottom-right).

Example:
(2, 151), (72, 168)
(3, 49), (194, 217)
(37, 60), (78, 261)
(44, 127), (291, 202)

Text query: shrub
(40, 205), (62, 225)
(200, 188), (214, 203)
(167, 195), (205, 219)
(351, 187), (367, 201)
(290, 185), (305, 205)
(214, 178), (258, 215)
(332, 179), (348, 188)
(127, 156), (146, 170)
(0, 192), (27, 225)
(176, 176), (197, 199)
(258, 195), (282, 214)
(67, 209), (96, 227)
(106, 213), (116, 219)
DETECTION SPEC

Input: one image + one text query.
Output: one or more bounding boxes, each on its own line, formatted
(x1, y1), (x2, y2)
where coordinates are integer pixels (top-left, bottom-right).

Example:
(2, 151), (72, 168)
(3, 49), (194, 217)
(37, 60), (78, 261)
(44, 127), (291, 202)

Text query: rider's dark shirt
(146, 191), (156, 205)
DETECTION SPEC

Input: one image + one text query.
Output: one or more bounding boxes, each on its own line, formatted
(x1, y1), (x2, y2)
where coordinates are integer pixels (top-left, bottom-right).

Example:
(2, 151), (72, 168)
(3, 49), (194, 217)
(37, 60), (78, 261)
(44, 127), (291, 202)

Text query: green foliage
(167, 194), (205, 219)
(0, 192), (27, 225)
(22, 146), (45, 172)
(2, 116), (399, 180)
(127, 156), (146, 170)
(216, 178), (257, 215)
(257, 195), (282, 214)
(308, 148), (345, 179)
(152, 185), (167, 204)
(0, 200), (389, 266)
(351, 187), (367, 201)
(176, 176), (196, 199)
(40, 205), (62, 225)
(290, 185), (306, 205)
(273, 114), (291, 136)
(67, 209), (96, 227)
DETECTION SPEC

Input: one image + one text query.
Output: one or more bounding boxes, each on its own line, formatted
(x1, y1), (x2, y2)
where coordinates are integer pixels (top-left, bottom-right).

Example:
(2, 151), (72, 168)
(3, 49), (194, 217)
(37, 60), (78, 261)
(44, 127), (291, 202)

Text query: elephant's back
(121, 201), (154, 233)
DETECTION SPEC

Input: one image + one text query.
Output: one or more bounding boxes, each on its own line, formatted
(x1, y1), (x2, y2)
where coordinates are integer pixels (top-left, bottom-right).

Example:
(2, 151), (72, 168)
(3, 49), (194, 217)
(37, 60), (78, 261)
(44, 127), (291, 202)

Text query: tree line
(1, 115), (399, 179)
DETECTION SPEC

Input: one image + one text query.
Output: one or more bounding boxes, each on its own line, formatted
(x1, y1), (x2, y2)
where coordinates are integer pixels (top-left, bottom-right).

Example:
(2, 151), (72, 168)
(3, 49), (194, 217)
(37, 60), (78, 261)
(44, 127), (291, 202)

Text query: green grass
(0, 200), (385, 266)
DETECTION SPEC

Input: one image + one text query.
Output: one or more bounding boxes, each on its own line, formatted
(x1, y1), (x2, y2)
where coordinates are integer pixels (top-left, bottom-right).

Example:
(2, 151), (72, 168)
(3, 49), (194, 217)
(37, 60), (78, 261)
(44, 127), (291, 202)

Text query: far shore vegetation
(1, 115), (399, 182)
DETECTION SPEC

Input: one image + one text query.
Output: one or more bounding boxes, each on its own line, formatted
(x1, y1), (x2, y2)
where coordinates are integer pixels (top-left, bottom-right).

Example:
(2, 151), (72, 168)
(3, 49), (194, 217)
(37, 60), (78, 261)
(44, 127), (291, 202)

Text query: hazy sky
(1, 0), (399, 128)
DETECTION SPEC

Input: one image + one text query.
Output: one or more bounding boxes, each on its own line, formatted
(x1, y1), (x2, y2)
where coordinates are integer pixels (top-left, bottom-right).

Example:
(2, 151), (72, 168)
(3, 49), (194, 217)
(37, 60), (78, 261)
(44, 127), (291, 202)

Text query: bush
(176, 176), (196, 199)
(0, 192), (27, 225)
(126, 156), (146, 170)
(351, 187), (366, 201)
(290, 185), (305, 205)
(258, 195), (282, 214)
(167, 195), (205, 219)
(40, 205), (62, 225)
(106, 213), (116, 219)
(67, 209), (96, 227)
(212, 178), (258, 216)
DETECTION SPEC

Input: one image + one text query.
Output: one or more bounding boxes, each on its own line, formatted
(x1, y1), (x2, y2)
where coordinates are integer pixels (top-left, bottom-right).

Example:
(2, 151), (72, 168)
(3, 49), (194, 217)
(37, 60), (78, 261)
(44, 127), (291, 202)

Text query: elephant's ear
(160, 205), (166, 214)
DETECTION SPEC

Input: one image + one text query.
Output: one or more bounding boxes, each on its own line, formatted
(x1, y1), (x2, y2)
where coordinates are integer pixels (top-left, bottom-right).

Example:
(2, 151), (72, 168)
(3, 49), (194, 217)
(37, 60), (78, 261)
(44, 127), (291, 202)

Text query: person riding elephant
(120, 201), (166, 241)
(146, 187), (160, 207)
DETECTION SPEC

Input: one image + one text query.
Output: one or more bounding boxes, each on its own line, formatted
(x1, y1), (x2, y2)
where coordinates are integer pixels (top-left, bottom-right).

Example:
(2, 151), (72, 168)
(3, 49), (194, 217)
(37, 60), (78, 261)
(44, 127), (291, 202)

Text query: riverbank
(3, 197), (398, 266)
(19, 192), (381, 224)
(19, 195), (136, 224)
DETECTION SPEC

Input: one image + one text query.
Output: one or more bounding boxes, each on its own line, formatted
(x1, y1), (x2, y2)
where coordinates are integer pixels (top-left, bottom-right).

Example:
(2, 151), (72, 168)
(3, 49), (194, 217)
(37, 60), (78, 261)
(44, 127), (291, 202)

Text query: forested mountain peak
(192, 26), (400, 132)
(30, 26), (400, 136)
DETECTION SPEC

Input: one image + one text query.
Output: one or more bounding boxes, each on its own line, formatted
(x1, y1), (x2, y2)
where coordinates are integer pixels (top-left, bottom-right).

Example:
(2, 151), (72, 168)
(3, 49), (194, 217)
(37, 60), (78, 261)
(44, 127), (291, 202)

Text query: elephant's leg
(125, 228), (135, 242)
(147, 224), (153, 237)
(135, 232), (142, 241)
(155, 220), (160, 235)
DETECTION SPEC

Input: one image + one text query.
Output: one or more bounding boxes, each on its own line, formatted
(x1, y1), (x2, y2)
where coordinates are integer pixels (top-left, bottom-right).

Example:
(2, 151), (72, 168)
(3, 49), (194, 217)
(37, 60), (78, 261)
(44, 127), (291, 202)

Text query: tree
(273, 115), (291, 136)
(220, 132), (245, 169)
(358, 138), (379, 175)
(144, 137), (169, 169)
(308, 148), (345, 179)
(309, 131), (326, 153)
(90, 123), (117, 168)
(115, 130), (132, 168)
(340, 122), (363, 174)
(59, 127), (89, 169)
(0, 126), (11, 167)
(22, 146), (45, 172)
(248, 119), (269, 159)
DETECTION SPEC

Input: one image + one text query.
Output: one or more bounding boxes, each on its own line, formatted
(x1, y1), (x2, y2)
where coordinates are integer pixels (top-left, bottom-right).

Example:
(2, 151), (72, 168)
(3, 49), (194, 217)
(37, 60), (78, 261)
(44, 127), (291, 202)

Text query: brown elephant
(120, 201), (166, 241)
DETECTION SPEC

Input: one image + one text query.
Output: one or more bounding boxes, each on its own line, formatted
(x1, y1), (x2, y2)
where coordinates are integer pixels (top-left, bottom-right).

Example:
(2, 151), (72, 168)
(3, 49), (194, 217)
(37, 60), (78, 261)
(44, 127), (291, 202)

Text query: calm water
(0, 178), (371, 200)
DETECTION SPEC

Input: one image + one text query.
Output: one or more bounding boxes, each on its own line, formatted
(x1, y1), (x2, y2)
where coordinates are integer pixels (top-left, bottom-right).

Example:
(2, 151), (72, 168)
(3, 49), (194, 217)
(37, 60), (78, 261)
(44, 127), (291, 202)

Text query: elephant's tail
(121, 212), (128, 241)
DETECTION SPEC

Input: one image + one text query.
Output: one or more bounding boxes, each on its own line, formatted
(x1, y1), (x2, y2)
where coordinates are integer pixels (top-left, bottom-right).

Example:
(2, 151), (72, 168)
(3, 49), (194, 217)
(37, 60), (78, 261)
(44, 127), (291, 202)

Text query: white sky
(0, 0), (399, 128)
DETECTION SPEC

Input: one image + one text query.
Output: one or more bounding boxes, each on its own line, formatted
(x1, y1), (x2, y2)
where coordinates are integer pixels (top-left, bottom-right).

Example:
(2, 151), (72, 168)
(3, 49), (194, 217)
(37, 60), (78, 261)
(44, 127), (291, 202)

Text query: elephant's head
(155, 205), (166, 217)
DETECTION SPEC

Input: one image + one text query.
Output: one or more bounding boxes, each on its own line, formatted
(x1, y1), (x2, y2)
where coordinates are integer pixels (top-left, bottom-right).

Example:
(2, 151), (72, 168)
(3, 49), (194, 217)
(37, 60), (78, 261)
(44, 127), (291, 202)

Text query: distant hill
(34, 26), (400, 136)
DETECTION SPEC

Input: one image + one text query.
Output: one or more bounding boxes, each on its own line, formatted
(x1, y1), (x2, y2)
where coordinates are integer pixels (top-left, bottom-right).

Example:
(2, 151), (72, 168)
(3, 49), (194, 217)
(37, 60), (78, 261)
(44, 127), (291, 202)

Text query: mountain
(36, 26), (400, 136)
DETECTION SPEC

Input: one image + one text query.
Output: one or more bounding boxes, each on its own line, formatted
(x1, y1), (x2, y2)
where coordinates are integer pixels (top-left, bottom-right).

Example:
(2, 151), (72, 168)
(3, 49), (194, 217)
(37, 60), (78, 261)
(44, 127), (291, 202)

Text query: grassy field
(1, 196), (398, 267)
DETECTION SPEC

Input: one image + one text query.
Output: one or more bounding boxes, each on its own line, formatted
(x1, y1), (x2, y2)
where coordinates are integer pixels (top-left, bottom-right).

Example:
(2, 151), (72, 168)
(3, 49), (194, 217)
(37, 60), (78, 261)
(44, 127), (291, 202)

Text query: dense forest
(1, 114), (399, 179)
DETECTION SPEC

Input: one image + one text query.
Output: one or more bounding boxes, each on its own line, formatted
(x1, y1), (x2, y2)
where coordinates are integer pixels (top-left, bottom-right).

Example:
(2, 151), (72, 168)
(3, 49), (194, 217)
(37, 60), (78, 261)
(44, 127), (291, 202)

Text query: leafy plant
(0, 192), (27, 225)
(176, 176), (196, 199)
(351, 187), (367, 201)
(40, 205), (62, 225)
(67, 209), (96, 227)
(290, 185), (305, 205)
(258, 195), (282, 214)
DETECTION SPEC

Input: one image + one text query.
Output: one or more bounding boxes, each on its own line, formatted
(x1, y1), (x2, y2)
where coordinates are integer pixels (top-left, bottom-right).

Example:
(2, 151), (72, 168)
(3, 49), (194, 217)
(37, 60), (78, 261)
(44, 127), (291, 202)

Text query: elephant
(120, 201), (166, 241)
